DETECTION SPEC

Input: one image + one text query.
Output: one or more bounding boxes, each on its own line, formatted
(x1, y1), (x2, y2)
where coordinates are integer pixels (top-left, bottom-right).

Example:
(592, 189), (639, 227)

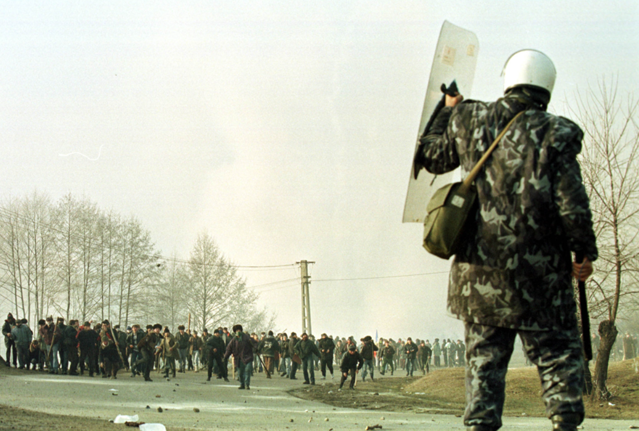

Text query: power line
(157, 256), (296, 270)
(248, 277), (300, 290)
(247, 270), (450, 294)
(313, 270), (450, 282)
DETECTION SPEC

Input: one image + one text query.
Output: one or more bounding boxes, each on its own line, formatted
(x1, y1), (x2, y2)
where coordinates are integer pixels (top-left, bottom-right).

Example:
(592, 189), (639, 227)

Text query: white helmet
(502, 49), (556, 95)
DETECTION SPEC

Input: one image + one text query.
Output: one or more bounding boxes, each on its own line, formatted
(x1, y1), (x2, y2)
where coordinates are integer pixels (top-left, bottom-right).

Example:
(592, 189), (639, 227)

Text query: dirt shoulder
(289, 360), (639, 420)
(288, 373), (464, 416)
(0, 404), (151, 431)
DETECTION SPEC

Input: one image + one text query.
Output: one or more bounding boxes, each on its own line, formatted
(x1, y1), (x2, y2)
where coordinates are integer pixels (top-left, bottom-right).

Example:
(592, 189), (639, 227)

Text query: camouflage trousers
(464, 322), (584, 430)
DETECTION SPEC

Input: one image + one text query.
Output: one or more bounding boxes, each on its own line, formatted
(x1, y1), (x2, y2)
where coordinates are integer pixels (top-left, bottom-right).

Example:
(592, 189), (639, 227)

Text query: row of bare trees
(0, 193), (273, 333)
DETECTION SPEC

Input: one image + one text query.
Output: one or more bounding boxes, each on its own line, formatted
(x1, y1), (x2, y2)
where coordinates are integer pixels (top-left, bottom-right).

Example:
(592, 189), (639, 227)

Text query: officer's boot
(551, 413), (581, 431)
(467, 426), (496, 431)
(172, 368), (176, 378)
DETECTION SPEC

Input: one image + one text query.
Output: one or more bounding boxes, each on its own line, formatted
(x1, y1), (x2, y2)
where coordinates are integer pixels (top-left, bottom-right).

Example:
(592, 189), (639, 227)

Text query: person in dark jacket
(288, 332), (300, 380)
(359, 335), (378, 382)
(380, 339), (395, 376)
(99, 320), (121, 379)
(28, 339), (43, 370)
(339, 344), (364, 390)
(50, 317), (66, 375)
(41, 317), (55, 372)
(77, 322), (98, 377)
(257, 330), (279, 378)
(136, 324), (162, 382)
(414, 49), (597, 431)
(2, 313), (17, 368)
(404, 337), (418, 376)
(206, 329), (229, 382)
(65, 320), (80, 375)
(224, 324), (257, 390)
(294, 332), (321, 385)
(113, 325), (128, 371)
(419, 340), (432, 374)
(318, 333), (335, 379)
(175, 325), (190, 373)
(127, 324), (144, 377)
(278, 333), (290, 377)
(11, 319), (32, 369)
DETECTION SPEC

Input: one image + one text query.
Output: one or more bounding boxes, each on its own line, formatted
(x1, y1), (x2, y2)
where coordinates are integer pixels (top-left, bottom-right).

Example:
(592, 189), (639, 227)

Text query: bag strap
(461, 110), (525, 190)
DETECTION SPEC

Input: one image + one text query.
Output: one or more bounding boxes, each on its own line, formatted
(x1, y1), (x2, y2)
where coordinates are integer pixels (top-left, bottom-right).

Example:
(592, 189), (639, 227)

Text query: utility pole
(298, 260), (315, 335)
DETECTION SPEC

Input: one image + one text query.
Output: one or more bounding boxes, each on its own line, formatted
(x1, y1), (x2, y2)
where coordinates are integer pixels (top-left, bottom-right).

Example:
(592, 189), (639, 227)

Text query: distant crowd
(2, 312), (472, 389)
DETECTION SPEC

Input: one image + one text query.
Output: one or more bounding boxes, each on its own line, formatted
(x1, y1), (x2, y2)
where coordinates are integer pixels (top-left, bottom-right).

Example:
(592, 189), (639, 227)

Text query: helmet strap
(506, 85), (550, 111)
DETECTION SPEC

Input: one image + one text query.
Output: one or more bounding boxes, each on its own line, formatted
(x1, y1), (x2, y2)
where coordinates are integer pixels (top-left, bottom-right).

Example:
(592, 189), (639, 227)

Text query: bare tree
(96, 211), (120, 322)
(0, 198), (24, 317)
(21, 191), (56, 323)
(152, 254), (189, 330)
(0, 193), (57, 323)
(573, 77), (639, 400)
(185, 232), (265, 332)
(120, 216), (158, 327)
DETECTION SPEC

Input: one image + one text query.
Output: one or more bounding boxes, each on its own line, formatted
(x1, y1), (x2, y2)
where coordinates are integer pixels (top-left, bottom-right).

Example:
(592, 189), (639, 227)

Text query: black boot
(551, 413), (581, 431)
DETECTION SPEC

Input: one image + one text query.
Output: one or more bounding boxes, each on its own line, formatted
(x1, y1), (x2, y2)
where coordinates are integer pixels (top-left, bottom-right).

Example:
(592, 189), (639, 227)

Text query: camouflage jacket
(415, 94), (598, 331)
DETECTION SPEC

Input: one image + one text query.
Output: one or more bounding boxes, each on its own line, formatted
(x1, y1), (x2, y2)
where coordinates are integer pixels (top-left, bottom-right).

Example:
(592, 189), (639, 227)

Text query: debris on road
(114, 415), (139, 424)
(365, 425), (382, 430)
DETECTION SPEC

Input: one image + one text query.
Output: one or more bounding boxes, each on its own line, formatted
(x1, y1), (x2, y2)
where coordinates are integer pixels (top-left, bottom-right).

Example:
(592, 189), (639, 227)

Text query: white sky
(1, 1), (637, 340)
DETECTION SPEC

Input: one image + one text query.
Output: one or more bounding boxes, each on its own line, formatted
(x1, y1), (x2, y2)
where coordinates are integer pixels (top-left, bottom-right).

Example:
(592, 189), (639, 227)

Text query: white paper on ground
(140, 424), (167, 431)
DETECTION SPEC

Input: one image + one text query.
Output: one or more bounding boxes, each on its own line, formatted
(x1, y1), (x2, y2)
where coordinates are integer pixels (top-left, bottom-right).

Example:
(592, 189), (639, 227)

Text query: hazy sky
(1, 1), (637, 340)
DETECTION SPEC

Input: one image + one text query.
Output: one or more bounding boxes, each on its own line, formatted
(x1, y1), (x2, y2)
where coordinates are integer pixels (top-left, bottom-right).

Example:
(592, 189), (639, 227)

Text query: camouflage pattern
(464, 322), (584, 429)
(415, 94), (598, 331)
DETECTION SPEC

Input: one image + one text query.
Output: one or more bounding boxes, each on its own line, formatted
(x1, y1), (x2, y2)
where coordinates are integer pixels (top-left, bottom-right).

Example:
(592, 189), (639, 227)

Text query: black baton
(576, 252), (593, 361)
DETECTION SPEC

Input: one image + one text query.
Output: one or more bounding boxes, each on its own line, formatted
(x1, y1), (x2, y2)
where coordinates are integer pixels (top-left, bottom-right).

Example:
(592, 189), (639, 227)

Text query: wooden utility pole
(298, 260), (314, 335)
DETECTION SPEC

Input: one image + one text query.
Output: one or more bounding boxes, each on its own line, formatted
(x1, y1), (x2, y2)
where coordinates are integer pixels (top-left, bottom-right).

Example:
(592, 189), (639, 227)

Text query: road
(1, 369), (636, 430)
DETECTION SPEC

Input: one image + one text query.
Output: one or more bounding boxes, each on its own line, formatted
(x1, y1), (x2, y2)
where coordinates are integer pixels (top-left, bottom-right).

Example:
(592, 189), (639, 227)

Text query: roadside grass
(406, 358), (639, 419)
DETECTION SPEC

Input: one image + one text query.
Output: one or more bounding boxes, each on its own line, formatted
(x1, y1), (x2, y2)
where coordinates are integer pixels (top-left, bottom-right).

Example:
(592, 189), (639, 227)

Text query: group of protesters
(3, 311), (470, 391)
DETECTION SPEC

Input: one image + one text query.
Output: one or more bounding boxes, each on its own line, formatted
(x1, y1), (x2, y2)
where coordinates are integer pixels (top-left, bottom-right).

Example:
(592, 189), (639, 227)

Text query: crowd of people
(2, 312), (469, 391)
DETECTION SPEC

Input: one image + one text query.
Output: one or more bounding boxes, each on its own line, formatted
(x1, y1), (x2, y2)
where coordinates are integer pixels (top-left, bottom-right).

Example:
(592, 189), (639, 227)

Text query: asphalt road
(1, 369), (636, 430)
